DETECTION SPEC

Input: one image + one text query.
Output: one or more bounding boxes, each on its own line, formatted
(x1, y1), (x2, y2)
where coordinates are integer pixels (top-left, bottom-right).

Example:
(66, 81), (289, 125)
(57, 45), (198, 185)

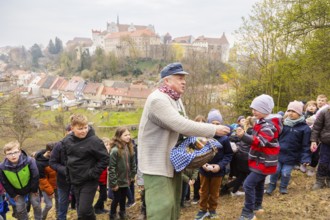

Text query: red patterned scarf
(158, 85), (181, 101)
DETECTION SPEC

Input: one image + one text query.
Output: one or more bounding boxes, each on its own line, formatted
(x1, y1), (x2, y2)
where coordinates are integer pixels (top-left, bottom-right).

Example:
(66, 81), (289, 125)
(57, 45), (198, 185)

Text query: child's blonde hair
(317, 94), (328, 101)
(243, 116), (255, 131)
(305, 100), (317, 111)
(69, 114), (88, 127)
(101, 137), (111, 145)
(3, 140), (20, 154)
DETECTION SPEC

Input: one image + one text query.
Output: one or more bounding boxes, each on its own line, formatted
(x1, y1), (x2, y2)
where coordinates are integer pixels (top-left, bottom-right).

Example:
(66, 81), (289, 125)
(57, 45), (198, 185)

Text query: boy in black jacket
(63, 114), (109, 220)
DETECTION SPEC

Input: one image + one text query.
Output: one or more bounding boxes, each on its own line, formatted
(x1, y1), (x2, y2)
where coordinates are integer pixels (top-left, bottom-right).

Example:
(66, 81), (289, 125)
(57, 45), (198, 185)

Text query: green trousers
(144, 172), (182, 220)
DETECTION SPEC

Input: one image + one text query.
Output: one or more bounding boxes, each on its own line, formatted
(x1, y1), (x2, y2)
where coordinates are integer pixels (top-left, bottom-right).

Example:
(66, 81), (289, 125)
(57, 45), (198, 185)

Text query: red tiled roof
(172, 35), (193, 44)
(83, 82), (102, 94)
(51, 77), (67, 90)
(127, 87), (153, 99)
(194, 33), (229, 45)
(102, 87), (128, 96)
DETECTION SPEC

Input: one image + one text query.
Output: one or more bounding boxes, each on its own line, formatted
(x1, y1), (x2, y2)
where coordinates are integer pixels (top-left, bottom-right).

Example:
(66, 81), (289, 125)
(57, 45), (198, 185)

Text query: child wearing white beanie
(236, 94), (282, 220)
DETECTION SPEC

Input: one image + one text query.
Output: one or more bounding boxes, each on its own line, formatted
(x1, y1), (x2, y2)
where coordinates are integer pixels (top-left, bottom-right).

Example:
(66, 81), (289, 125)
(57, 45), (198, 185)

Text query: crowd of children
(0, 93), (329, 220)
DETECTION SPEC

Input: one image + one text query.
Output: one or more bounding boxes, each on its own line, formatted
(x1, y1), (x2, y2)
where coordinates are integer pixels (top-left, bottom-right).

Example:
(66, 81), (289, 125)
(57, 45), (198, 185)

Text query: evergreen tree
(30, 43), (43, 68)
(48, 39), (56, 54)
(55, 37), (63, 53)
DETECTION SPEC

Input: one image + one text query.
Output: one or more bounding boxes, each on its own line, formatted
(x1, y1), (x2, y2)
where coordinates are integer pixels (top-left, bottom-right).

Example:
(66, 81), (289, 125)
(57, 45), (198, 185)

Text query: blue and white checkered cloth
(170, 137), (223, 172)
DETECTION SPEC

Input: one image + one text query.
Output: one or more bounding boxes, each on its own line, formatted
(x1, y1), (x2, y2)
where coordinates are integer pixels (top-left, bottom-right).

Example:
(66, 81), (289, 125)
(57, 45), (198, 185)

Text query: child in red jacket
(94, 137), (110, 214)
(236, 94), (282, 220)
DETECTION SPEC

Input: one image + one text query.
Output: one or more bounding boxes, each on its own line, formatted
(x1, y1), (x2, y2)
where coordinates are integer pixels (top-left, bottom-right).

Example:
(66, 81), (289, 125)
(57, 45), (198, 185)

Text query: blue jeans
(270, 162), (294, 189)
(242, 172), (266, 216)
(57, 185), (70, 220)
(126, 182), (135, 205)
(317, 143), (330, 177)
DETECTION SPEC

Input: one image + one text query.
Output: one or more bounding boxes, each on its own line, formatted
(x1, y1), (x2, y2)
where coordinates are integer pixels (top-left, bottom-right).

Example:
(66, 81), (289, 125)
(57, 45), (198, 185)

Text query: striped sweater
(241, 114), (282, 175)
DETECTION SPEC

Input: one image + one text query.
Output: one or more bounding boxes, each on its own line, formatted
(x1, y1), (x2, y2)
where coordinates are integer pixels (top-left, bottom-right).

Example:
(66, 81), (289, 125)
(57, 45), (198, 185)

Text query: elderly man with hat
(138, 62), (230, 220)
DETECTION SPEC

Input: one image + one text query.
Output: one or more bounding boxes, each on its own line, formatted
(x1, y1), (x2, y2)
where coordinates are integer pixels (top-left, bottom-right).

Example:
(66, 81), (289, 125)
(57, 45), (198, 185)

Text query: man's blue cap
(160, 62), (189, 78)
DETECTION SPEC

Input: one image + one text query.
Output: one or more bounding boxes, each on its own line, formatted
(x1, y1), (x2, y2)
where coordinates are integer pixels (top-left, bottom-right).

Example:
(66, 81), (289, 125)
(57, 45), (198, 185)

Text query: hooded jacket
(311, 106), (330, 145)
(49, 141), (68, 188)
(35, 149), (57, 195)
(241, 115), (283, 175)
(0, 150), (39, 198)
(63, 126), (109, 185)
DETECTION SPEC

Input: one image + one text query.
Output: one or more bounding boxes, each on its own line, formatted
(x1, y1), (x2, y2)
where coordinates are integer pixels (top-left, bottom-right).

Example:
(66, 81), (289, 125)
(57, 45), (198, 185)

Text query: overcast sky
(0, 0), (259, 48)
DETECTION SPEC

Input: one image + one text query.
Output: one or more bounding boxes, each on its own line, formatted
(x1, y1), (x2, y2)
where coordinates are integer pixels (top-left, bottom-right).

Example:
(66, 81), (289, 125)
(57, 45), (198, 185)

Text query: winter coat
(0, 151), (39, 198)
(278, 122), (311, 165)
(63, 126), (109, 185)
(241, 115), (282, 175)
(108, 145), (136, 188)
(35, 150), (57, 195)
(311, 106), (330, 145)
(199, 135), (233, 177)
(49, 141), (68, 188)
(233, 127), (253, 174)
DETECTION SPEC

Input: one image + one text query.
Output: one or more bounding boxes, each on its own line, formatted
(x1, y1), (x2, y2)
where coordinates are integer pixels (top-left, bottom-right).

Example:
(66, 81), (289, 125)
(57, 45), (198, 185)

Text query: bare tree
(0, 94), (38, 148)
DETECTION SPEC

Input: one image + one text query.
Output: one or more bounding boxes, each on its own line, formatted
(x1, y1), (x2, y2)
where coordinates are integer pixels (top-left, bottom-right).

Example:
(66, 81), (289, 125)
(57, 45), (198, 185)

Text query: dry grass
(4, 170), (330, 220)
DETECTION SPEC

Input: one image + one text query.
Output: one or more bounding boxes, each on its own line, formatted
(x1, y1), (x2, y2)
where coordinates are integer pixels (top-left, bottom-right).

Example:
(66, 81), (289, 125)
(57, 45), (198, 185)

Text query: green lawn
(0, 108), (142, 158)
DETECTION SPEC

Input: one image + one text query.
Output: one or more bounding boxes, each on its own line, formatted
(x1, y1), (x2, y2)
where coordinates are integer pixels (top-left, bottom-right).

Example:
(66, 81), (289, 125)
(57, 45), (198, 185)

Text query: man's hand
(215, 125), (230, 136)
(112, 185), (119, 191)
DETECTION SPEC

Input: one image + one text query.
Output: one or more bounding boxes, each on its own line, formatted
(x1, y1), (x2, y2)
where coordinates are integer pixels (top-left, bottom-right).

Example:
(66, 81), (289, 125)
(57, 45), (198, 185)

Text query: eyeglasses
(6, 151), (20, 157)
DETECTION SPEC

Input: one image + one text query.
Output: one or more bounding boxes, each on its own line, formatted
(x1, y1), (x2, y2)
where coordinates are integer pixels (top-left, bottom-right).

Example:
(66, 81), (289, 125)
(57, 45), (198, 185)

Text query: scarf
(284, 116), (305, 127)
(158, 85), (181, 101)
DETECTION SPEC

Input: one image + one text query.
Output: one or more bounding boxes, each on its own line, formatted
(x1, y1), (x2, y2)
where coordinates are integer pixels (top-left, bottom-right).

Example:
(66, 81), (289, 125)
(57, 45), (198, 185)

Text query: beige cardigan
(138, 89), (217, 178)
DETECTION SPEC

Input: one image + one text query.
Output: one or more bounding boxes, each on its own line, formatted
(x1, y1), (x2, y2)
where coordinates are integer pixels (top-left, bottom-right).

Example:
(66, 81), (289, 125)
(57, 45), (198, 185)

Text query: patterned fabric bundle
(170, 137), (222, 172)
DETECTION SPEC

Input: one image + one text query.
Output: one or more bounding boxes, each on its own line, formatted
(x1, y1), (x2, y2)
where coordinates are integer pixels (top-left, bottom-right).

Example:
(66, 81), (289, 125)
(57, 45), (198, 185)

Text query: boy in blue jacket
(194, 109), (233, 220)
(266, 101), (311, 195)
(0, 140), (41, 220)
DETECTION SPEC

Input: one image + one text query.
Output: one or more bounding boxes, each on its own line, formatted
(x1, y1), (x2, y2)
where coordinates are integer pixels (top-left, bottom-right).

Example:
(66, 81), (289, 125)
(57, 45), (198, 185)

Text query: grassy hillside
(0, 108), (142, 159)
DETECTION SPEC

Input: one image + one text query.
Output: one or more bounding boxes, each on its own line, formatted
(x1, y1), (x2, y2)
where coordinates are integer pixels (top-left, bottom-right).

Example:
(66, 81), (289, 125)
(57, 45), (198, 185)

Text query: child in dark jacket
(310, 105), (330, 190)
(221, 116), (255, 196)
(63, 114), (109, 220)
(181, 168), (198, 208)
(109, 127), (137, 220)
(194, 109), (233, 220)
(49, 125), (72, 220)
(35, 142), (58, 220)
(0, 140), (42, 220)
(266, 101), (311, 195)
(236, 94), (282, 220)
